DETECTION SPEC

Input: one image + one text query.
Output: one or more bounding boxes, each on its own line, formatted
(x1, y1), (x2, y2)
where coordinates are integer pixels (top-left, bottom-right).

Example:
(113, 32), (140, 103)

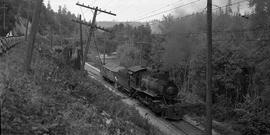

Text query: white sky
(44, 0), (250, 22)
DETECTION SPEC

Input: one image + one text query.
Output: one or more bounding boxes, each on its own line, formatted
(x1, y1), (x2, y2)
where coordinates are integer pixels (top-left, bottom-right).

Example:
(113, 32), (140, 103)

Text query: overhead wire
(134, 0), (201, 21)
(147, 0), (249, 25)
(104, 0), (115, 9)
(79, 7), (87, 20)
(92, 0), (98, 6)
(211, 0), (249, 13)
(135, 0), (184, 19)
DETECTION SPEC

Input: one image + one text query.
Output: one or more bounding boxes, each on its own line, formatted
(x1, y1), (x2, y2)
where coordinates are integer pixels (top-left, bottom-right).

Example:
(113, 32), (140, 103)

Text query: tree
(47, 0), (52, 11)
(226, 0), (232, 14)
(0, 0), (16, 36)
(248, 0), (270, 99)
(58, 6), (62, 14)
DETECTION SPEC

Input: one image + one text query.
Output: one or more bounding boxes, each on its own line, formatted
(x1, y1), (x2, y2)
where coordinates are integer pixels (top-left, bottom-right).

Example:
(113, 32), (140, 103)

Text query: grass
(0, 39), (164, 135)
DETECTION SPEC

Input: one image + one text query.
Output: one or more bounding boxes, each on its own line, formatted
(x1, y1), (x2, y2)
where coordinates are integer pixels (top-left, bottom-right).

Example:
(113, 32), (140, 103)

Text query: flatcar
(101, 63), (184, 120)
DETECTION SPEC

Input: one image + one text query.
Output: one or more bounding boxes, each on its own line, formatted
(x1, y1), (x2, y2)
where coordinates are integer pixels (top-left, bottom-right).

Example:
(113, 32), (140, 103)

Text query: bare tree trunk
(25, 18), (29, 40)
(187, 59), (192, 92)
(50, 27), (53, 49)
(183, 63), (187, 92)
(24, 0), (43, 72)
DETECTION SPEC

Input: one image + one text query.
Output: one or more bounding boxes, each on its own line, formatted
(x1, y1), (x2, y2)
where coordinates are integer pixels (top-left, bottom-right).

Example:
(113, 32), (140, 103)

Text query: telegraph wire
(147, 0), (249, 25)
(105, 0), (116, 9)
(135, 0), (184, 19)
(92, 0), (98, 6)
(79, 7), (87, 21)
(178, 0), (249, 19)
(211, 0), (249, 12)
(135, 0), (201, 21)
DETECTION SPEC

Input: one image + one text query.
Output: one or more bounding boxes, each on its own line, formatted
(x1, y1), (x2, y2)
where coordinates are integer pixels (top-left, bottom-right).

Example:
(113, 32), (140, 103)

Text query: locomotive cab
(128, 66), (147, 89)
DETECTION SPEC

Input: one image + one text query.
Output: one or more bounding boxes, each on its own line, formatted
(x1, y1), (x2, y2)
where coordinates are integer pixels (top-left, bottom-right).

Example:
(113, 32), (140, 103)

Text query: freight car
(101, 63), (184, 120)
(0, 36), (24, 55)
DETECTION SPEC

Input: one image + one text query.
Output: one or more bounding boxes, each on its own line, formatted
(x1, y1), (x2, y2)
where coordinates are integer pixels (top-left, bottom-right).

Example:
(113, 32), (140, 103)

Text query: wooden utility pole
(72, 19), (112, 66)
(59, 23), (62, 46)
(206, 0), (213, 134)
(83, 7), (97, 67)
(3, 0), (5, 31)
(103, 36), (106, 65)
(24, 0), (43, 72)
(25, 1), (31, 41)
(50, 27), (53, 49)
(76, 2), (116, 67)
(2, 0), (6, 34)
(79, 15), (83, 69)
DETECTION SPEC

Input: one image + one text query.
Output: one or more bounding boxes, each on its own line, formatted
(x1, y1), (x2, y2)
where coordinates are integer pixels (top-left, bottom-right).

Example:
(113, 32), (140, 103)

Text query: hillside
(0, 38), (163, 135)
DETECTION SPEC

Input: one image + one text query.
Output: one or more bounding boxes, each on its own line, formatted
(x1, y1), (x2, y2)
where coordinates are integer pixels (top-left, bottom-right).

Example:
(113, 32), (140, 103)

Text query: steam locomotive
(101, 63), (184, 120)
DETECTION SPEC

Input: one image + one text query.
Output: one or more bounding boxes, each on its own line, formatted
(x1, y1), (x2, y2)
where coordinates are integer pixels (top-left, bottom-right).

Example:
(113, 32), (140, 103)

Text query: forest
(100, 1), (270, 134)
(1, 0), (269, 134)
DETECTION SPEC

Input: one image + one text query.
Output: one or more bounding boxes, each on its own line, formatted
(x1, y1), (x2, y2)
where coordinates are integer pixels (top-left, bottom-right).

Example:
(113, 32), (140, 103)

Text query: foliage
(156, 0), (270, 102)
(116, 44), (141, 67)
(0, 0), (78, 37)
(234, 96), (270, 135)
(104, 23), (153, 67)
(0, 0), (26, 36)
(150, 0), (270, 134)
(0, 40), (163, 135)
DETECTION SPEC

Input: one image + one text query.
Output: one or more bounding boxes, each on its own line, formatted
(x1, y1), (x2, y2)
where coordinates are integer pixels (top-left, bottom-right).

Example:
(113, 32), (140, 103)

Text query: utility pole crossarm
(72, 19), (112, 33)
(76, 2), (116, 16)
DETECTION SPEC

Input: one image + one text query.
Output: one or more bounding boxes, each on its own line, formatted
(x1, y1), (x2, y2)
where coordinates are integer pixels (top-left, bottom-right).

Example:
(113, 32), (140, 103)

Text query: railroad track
(0, 36), (24, 56)
(85, 63), (206, 135)
(171, 121), (204, 135)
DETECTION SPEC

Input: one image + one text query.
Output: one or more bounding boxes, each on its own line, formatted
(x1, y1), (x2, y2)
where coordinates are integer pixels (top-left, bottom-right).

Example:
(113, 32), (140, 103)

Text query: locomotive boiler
(141, 74), (179, 100)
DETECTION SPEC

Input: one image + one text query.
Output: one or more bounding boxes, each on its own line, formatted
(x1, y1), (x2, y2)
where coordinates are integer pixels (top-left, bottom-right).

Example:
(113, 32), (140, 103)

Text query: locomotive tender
(101, 63), (184, 120)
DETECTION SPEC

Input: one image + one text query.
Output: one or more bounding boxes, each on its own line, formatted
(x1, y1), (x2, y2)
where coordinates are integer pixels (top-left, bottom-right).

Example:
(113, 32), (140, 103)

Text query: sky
(44, 0), (250, 22)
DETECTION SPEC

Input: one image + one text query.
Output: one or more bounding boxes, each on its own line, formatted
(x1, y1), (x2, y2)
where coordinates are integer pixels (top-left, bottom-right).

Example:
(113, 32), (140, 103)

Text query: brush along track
(85, 63), (205, 135)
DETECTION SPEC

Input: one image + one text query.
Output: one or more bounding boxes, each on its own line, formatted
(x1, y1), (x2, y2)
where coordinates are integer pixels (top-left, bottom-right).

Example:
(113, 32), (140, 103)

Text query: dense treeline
(157, 0), (270, 103)
(1, 0), (269, 134)
(0, 0), (80, 37)
(92, 23), (153, 66)
(0, 0), (30, 36)
(111, 0), (270, 134)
